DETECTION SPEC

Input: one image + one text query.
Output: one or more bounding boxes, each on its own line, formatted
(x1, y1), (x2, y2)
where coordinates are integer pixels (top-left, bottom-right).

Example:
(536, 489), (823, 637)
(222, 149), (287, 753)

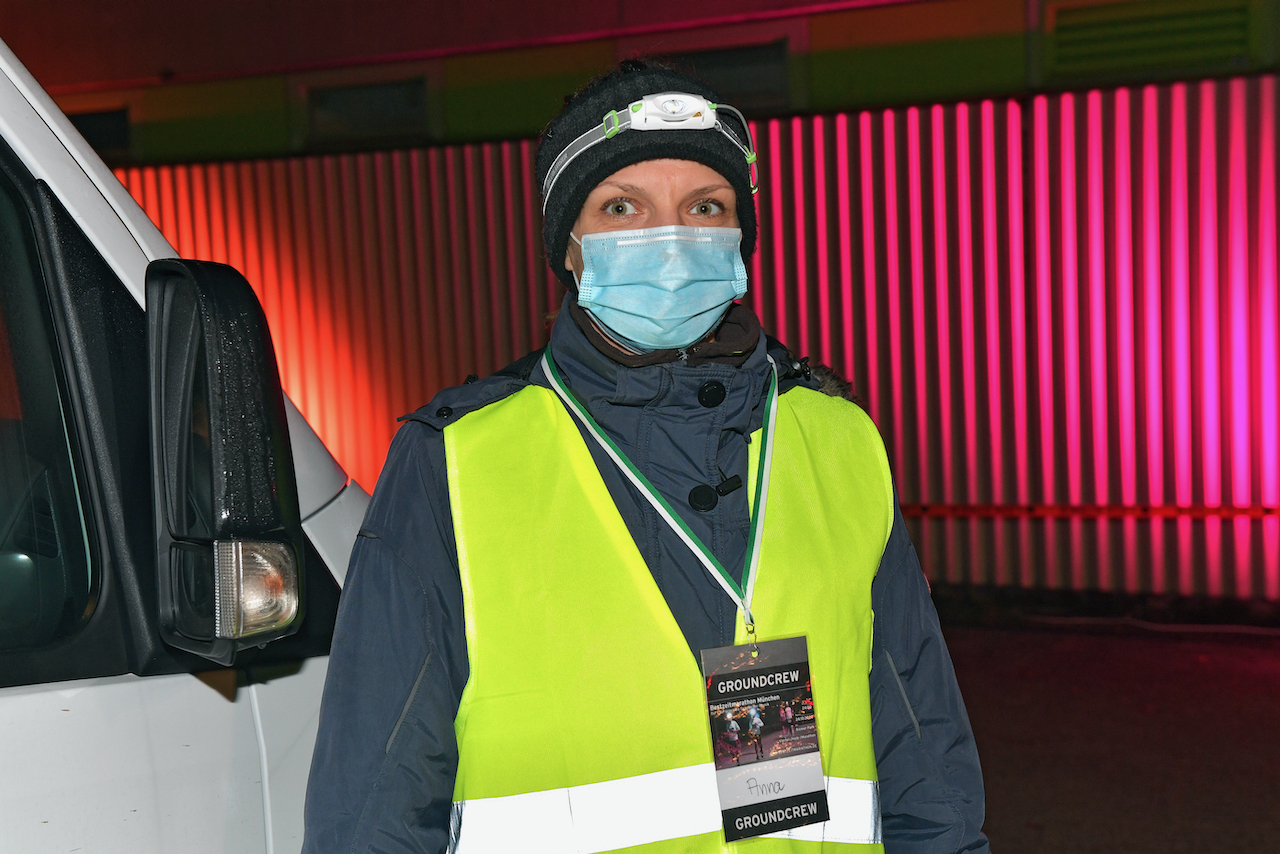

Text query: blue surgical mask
(573, 225), (749, 351)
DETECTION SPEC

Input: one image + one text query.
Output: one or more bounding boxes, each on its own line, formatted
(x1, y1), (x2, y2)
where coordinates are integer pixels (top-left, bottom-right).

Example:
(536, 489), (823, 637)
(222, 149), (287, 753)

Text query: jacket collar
(544, 294), (772, 439)
(566, 299), (763, 369)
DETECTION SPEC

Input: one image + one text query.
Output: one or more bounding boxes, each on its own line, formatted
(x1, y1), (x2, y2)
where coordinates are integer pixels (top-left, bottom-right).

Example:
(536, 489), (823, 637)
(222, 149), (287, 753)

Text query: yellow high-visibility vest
(444, 381), (893, 852)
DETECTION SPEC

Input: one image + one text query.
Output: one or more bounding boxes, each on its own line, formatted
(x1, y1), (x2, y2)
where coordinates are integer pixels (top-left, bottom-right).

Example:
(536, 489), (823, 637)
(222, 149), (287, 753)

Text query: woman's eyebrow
(684, 184), (733, 198)
(595, 181), (646, 195)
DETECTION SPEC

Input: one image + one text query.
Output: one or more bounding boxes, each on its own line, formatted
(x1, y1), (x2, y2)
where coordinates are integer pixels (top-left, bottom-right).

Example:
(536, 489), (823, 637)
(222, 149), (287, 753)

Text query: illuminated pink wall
(743, 75), (1279, 600)
(118, 73), (1280, 600)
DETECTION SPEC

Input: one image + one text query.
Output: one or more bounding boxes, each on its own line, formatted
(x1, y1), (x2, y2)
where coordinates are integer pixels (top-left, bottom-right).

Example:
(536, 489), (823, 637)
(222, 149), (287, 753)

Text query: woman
(304, 61), (989, 854)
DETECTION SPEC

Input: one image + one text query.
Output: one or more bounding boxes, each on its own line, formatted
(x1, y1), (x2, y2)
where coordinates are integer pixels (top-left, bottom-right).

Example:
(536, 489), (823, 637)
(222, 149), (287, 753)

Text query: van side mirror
(147, 259), (304, 666)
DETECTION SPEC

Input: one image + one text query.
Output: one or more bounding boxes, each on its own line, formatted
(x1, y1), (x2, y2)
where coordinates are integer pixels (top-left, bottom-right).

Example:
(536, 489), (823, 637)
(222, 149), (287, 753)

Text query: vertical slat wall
(117, 144), (558, 493)
(118, 74), (1280, 600)
(746, 76), (1279, 600)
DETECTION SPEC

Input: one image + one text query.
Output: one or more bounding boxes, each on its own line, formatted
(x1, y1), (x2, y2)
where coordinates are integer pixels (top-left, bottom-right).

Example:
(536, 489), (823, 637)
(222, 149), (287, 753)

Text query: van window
(0, 174), (93, 651)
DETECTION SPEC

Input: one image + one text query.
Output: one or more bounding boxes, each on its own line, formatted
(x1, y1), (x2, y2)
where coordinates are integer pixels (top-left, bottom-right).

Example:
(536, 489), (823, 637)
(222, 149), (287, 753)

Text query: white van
(0, 38), (367, 853)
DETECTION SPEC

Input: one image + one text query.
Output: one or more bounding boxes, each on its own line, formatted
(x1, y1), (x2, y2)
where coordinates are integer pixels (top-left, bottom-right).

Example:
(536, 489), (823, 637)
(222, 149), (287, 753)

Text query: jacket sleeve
(869, 501), (991, 854)
(303, 421), (466, 854)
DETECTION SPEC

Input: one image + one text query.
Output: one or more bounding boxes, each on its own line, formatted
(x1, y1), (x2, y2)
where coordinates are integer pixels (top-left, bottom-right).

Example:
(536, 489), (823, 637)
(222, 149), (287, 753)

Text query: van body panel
(0, 673), (267, 852)
(249, 659), (332, 853)
(302, 480), (369, 588)
(288, 399), (349, 521)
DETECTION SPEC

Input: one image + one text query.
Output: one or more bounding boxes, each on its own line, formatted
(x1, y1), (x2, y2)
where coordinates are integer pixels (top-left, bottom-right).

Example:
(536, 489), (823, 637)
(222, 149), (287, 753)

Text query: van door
(0, 135), (269, 852)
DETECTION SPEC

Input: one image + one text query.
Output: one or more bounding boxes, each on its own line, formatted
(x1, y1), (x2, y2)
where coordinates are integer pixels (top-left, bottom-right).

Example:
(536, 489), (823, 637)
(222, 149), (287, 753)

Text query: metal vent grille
(1046, 0), (1254, 81)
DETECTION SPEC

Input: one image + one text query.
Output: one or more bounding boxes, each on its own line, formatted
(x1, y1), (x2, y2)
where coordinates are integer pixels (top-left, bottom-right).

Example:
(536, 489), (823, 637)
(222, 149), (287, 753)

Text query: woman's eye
(606, 199), (637, 216)
(691, 200), (724, 216)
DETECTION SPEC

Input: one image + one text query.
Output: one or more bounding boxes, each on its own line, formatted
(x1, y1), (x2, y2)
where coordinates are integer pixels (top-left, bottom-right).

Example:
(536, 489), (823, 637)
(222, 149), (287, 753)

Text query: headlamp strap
(542, 92), (760, 212)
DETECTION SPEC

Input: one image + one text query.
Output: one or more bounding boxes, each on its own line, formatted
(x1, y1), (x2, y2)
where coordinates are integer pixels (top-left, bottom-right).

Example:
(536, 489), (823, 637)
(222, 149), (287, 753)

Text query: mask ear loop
(569, 232), (582, 288)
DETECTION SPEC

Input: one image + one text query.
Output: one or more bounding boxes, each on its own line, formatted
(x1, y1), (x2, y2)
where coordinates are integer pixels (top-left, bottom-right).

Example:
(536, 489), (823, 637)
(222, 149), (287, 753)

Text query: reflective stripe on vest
(453, 767), (881, 853)
(444, 382), (894, 852)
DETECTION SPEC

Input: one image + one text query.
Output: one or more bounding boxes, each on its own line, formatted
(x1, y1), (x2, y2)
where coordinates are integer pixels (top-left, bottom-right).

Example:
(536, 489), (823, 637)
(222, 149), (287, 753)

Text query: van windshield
(0, 174), (93, 651)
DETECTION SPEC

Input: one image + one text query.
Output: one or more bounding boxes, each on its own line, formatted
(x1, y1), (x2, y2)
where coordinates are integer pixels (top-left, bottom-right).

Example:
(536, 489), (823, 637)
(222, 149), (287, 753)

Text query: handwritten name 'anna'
(746, 777), (786, 797)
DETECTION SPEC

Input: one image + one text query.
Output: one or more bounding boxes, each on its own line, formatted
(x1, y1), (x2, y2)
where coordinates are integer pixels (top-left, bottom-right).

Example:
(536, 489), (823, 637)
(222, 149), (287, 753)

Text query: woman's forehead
(587, 159), (733, 196)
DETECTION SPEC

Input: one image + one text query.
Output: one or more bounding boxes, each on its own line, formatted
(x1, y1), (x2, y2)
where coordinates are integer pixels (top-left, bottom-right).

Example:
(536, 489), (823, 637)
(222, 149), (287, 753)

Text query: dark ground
(945, 624), (1280, 853)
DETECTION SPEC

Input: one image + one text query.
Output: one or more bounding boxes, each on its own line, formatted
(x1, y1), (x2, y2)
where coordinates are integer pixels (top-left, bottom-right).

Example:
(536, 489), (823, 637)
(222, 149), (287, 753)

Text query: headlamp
(542, 91), (758, 212)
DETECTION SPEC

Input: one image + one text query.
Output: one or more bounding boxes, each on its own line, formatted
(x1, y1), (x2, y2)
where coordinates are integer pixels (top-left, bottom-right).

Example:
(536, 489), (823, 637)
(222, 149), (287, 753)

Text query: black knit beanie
(536, 61), (758, 288)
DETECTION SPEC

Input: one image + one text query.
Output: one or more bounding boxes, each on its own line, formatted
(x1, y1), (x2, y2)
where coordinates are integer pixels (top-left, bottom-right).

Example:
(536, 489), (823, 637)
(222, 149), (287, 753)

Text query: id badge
(701, 636), (829, 841)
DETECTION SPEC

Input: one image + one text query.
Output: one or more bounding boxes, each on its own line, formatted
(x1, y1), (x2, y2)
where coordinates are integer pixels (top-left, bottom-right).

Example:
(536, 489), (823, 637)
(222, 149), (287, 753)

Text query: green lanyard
(541, 350), (779, 644)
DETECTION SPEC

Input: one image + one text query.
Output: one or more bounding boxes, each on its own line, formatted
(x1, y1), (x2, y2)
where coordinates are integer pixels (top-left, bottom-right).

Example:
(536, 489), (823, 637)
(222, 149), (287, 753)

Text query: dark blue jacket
(303, 303), (990, 853)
